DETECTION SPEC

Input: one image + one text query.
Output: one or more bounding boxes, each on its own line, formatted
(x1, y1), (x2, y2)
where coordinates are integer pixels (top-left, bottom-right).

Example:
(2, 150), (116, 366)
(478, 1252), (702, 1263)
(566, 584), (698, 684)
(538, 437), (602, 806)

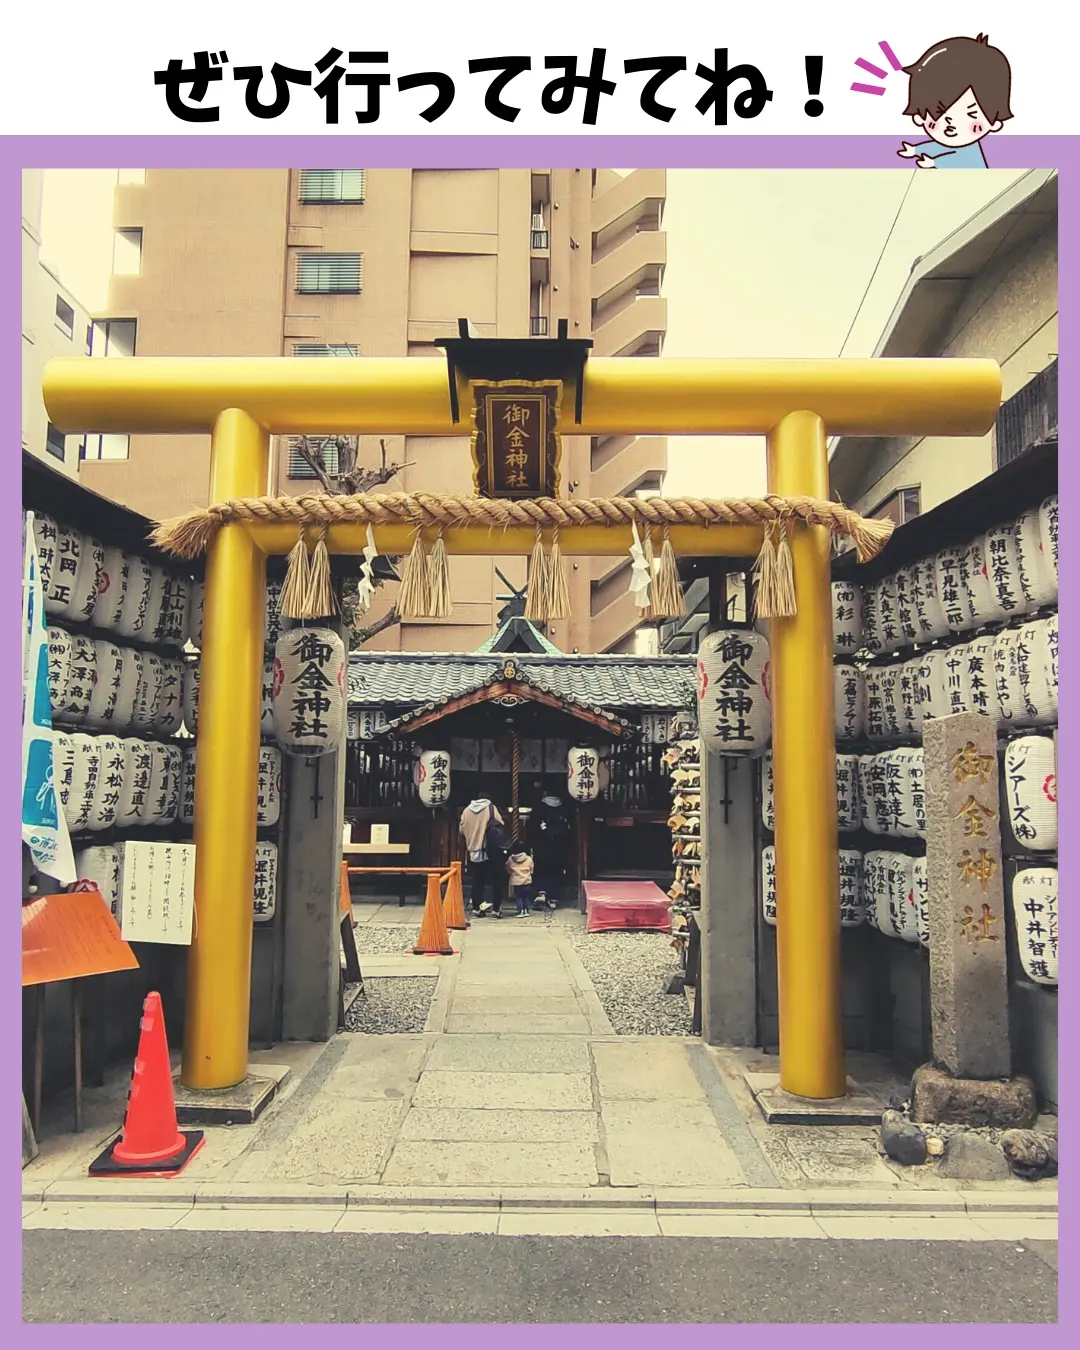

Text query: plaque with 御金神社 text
(470, 380), (562, 499)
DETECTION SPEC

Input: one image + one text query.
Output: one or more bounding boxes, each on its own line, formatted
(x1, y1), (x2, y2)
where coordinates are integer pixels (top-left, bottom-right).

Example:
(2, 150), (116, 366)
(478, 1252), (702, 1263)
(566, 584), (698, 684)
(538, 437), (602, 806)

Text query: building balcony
(530, 227), (550, 286)
(591, 229), (666, 311)
(589, 436), (668, 500)
(591, 169), (666, 251)
(591, 294), (667, 357)
(530, 315), (549, 336)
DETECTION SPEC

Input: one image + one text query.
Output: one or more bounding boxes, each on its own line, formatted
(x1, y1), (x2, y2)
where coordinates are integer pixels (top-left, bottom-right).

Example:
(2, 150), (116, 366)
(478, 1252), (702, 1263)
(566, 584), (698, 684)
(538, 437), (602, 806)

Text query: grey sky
(39, 167), (1022, 497)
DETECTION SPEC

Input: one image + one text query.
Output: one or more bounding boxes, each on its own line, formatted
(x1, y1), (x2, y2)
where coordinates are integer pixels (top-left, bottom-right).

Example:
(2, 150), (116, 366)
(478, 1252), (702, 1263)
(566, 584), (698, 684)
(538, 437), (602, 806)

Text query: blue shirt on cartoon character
(897, 34), (1012, 169)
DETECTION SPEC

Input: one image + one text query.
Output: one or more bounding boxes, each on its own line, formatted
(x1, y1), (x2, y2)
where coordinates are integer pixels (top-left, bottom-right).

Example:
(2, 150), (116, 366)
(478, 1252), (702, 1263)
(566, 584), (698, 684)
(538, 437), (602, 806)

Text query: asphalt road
(23, 1231), (1057, 1324)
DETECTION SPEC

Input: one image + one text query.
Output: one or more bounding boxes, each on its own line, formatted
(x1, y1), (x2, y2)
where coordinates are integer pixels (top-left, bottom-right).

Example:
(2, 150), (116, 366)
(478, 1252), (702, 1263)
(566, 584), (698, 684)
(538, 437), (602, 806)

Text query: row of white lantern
(55, 734), (182, 834)
(407, 745), (611, 808)
(858, 497), (1057, 656)
(48, 628), (186, 737)
(177, 745), (282, 828)
(762, 847), (868, 928)
(184, 577), (284, 654)
(1013, 868), (1058, 986)
(1003, 735), (1057, 852)
(71, 841), (280, 926)
(33, 513), (191, 648)
(697, 631), (771, 757)
(762, 748), (925, 838)
(182, 659), (277, 743)
(863, 851), (929, 946)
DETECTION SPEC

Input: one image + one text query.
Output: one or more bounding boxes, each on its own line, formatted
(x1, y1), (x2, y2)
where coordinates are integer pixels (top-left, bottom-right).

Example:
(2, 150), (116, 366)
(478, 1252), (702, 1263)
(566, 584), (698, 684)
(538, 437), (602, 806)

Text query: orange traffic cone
(413, 871), (454, 955)
(89, 992), (205, 1178)
(443, 861), (468, 930)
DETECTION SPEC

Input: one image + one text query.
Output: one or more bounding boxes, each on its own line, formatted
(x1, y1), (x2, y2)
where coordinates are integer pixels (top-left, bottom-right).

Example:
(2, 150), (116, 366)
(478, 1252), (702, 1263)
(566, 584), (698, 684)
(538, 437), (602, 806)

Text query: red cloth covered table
(583, 880), (672, 934)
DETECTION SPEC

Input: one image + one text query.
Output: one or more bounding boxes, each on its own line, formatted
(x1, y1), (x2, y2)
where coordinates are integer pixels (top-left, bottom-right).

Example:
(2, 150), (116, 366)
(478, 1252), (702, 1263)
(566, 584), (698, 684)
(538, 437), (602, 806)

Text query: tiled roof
(348, 652), (695, 713)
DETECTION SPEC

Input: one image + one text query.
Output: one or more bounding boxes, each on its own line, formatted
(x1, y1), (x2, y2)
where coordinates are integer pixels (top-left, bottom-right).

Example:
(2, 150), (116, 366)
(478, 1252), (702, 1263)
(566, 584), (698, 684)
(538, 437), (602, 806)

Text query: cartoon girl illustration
(898, 34), (1012, 168)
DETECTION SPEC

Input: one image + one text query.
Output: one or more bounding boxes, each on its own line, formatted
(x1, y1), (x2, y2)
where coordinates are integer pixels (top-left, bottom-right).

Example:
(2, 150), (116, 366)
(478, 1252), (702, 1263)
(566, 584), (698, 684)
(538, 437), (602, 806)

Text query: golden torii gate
(43, 354), (1000, 1101)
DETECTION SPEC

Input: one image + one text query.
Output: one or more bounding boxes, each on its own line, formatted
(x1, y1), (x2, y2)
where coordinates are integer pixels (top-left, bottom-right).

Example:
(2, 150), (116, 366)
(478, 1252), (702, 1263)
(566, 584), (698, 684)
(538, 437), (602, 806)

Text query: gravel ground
(352, 925), (421, 955)
(343, 977), (438, 1034)
(563, 929), (691, 1036)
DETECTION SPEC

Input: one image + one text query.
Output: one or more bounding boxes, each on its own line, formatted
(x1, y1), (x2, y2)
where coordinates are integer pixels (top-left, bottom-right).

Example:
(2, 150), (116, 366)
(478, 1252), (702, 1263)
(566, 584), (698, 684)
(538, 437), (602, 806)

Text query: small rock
(664, 974), (686, 996)
(1001, 1129), (1058, 1181)
(925, 1136), (945, 1157)
(881, 1109), (929, 1166)
(911, 1064), (1038, 1129)
(937, 1131), (1012, 1182)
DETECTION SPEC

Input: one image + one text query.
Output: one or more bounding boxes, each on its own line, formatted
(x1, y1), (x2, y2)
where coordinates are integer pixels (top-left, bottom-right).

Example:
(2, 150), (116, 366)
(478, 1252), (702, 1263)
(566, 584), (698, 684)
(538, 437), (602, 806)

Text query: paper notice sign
(22, 891), (139, 986)
(120, 842), (196, 946)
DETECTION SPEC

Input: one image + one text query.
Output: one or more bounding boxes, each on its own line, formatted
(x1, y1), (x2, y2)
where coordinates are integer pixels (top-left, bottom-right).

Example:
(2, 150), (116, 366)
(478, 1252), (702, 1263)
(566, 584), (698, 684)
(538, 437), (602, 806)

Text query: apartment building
(77, 168), (668, 653)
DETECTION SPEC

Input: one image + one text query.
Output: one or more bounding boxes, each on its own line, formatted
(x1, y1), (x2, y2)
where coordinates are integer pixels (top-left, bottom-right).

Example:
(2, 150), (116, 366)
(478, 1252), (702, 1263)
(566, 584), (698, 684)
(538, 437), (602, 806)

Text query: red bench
(582, 880), (672, 934)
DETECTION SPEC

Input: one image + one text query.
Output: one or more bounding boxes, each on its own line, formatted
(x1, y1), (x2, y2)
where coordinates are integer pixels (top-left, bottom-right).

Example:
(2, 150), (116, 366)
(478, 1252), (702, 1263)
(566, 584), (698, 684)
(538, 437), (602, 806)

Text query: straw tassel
(753, 520), (797, 619)
(397, 529), (432, 619)
(545, 526), (571, 621)
(525, 526), (550, 622)
(304, 527), (337, 619)
(427, 529), (453, 619)
(279, 532), (311, 619)
(653, 527), (687, 620)
(642, 529), (658, 620)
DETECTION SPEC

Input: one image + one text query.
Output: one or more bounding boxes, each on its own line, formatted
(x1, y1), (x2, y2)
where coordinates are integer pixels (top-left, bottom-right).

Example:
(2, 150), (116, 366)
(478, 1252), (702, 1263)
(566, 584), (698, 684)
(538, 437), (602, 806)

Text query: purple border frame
(3, 135), (1070, 1338)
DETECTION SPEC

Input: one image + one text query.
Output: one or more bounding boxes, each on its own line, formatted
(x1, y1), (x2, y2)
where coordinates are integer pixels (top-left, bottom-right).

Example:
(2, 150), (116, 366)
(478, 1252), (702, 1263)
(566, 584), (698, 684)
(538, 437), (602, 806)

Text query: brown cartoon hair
(903, 34), (1013, 122)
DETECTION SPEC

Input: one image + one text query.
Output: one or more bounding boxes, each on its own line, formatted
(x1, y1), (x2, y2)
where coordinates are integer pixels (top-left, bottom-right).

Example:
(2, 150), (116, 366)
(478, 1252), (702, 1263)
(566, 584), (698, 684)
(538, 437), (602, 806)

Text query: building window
(292, 342), (359, 358)
(81, 434), (130, 462)
(298, 169), (366, 203)
(296, 253), (364, 294)
(995, 358), (1058, 468)
(55, 296), (75, 340)
(117, 168), (146, 185)
(287, 438), (341, 479)
(869, 486), (921, 527)
(113, 228), (142, 277)
(45, 423), (66, 461)
(91, 319), (136, 358)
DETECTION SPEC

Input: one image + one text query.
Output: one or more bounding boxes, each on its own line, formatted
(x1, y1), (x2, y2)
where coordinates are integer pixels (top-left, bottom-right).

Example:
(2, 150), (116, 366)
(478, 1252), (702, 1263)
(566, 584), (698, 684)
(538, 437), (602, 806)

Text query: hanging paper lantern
(913, 856), (929, 948)
(1014, 507), (1056, 611)
(1039, 496), (1058, 583)
(567, 746), (600, 803)
(91, 547), (129, 632)
(160, 575), (191, 648)
(888, 852), (919, 942)
(896, 657), (922, 735)
(993, 629), (1025, 729)
(144, 566), (171, 644)
(352, 707), (389, 740)
(73, 845), (122, 921)
(87, 735), (126, 832)
(959, 534), (1006, 627)
(265, 579), (284, 653)
(1043, 614), (1058, 710)
(862, 851), (890, 933)
(1003, 735), (1057, 851)
(1011, 869), (1058, 986)
(889, 749), (923, 839)
(915, 649), (951, 724)
(85, 640), (125, 730)
(876, 575), (903, 654)
(31, 513), (59, 608)
(961, 634), (996, 719)
(56, 634), (97, 726)
(861, 582), (882, 655)
(833, 664), (864, 742)
(116, 739), (154, 827)
(696, 630), (771, 756)
(179, 745), (197, 826)
(115, 557), (155, 640)
(907, 748), (926, 838)
(983, 523), (1026, 620)
(187, 580), (205, 649)
(941, 642), (969, 719)
(836, 754), (861, 833)
(47, 627), (72, 721)
(864, 669), (889, 743)
(1015, 621), (1056, 727)
(65, 734), (101, 834)
(257, 746), (283, 826)
(261, 659), (276, 740)
(831, 582), (863, 656)
(60, 534), (106, 624)
(131, 652), (164, 733)
(150, 657), (186, 737)
(254, 842), (279, 923)
(41, 518), (84, 617)
(934, 546), (969, 634)
(762, 845), (776, 926)
(839, 849), (865, 928)
(272, 628), (347, 758)
(761, 750), (774, 831)
(911, 554), (950, 642)
(183, 661), (200, 735)
(858, 755), (890, 835)
(52, 732), (75, 831)
(877, 663), (904, 739)
(158, 744), (183, 826)
(893, 567), (920, 648)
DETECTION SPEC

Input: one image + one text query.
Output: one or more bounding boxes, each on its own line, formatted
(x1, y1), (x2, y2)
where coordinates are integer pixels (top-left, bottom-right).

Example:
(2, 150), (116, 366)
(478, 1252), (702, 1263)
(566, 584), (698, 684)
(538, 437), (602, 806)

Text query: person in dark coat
(527, 792), (570, 910)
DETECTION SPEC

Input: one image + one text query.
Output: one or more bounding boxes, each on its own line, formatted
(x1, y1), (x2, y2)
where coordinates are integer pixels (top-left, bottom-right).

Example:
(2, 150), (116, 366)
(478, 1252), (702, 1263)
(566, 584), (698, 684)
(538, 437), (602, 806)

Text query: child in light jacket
(506, 847), (535, 916)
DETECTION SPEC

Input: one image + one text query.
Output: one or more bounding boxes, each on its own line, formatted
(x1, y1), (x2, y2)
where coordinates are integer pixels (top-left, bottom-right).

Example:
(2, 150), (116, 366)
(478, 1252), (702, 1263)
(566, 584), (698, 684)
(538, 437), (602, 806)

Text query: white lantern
(160, 575), (191, 648)
(180, 745), (197, 826)
(934, 546), (969, 634)
(893, 567), (920, 648)
(983, 523), (1026, 620)
(254, 842), (279, 923)
(913, 856), (929, 948)
(265, 579), (284, 653)
(959, 535), (1005, 627)
(1011, 869), (1058, 986)
(567, 746), (600, 803)
(261, 659), (276, 740)
(31, 513), (60, 610)
(836, 754), (861, 833)
(833, 664), (864, 742)
(66, 734), (101, 834)
(40, 518), (83, 617)
(60, 535), (106, 624)
(116, 557), (154, 640)
(1003, 735), (1057, 851)
(762, 845), (776, 926)
(183, 661), (200, 735)
(151, 658), (186, 738)
(906, 748), (926, 838)
(876, 575), (902, 654)
(1044, 614), (1058, 709)
(879, 750), (916, 838)
(915, 649), (951, 723)
(831, 582), (863, 656)
(85, 640), (126, 730)
(47, 627), (72, 720)
(87, 735), (126, 832)
(158, 744), (183, 826)
(132, 652), (166, 734)
(896, 657), (922, 735)
(353, 708), (388, 740)
(73, 845), (122, 921)
(92, 547), (129, 632)
(761, 750), (774, 831)
(53, 732), (75, 830)
(877, 663), (904, 739)
(862, 851), (891, 933)
(961, 634), (996, 719)
(888, 852), (919, 942)
(56, 634), (97, 726)
(257, 746), (283, 826)
(911, 554), (950, 642)
(272, 628), (348, 757)
(696, 630), (771, 757)
(142, 566), (170, 644)
(839, 849), (865, 928)
(861, 583), (882, 655)
(864, 669), (889, 743)
(117, 739), (154, 827)
(187, 580), (205, 649)
(993, 629), (1025, 729)
(1015, 621), (1056, 727)
(941, 642), (970, 719)
(858, 754), (890, 835)
(1039, 496), (1058, 583)
(1015, 507), (1056, 611)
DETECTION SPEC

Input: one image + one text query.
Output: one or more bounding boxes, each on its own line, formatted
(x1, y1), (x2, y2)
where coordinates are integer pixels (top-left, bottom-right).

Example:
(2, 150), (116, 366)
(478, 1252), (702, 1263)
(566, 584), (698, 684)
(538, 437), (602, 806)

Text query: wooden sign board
(120, 842), (196, 946)
(22, 891), (139, 987)
(470, 379), (562, 499)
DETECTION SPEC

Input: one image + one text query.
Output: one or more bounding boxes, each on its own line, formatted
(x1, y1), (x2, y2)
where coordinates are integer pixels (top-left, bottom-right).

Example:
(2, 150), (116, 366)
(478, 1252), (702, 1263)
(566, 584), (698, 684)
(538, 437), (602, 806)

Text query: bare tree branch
(351, 606), (401, 648)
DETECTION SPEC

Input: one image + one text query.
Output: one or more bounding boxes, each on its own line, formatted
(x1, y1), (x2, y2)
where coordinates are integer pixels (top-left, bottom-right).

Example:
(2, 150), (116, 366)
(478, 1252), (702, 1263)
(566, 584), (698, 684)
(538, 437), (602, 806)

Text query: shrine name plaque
(470, 379), (562, 499)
